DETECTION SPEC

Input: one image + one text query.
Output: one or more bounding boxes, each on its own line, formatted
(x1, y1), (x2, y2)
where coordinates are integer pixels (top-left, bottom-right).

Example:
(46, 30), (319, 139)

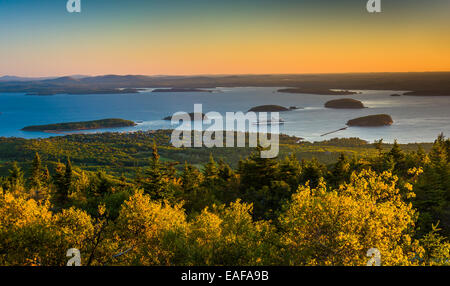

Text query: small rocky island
(325, 98), (365, 109)
(152, 88), (212, 93)
(346, 114), (393, 127)
(248, 105), (290, 112)
(163, 113), (208, 121)
(22, 119), (136, 132)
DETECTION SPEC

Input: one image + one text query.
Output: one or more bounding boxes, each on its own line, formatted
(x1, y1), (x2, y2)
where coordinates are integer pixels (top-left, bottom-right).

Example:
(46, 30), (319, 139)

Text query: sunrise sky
(1, 0), (449, 77)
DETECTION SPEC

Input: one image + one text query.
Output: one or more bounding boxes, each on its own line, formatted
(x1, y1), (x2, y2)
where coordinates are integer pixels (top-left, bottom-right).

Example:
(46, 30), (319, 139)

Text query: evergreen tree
(94, 171), (113, 197)
(279, 153), (302, 190)
(300, 158), (324, 188)
(218, 159), (235, 182)
(64, 158), (73, 194)
(374, 139), (384, 155)
(388, 140), (406, 174)
(215, 160), (240, 204)
(239, 147), (279, 192)
(429, 134), (448, 167)
(203, 154), (219, 189)
(181, 162), (202, 194)
(142, 143), (177, 201)
(30, 152), (42, 190)
(414, 135), (450, 236)
(329, 153), (350, 187)
(6, 162), (25, 195)
(182, 161), (215, 214)
(52, 162), (69, 207)
(389, 140), (404, 160)
(238, 147), (282, 219)
(415, 145), (429, 167)
(42, 166), (51, 187)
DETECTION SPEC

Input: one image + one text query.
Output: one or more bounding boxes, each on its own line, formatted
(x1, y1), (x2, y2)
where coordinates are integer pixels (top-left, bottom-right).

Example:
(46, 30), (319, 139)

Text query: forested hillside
(0, 132), (448, 266)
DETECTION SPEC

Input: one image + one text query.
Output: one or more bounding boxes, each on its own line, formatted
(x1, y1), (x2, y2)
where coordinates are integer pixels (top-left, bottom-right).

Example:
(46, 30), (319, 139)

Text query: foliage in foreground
(0, 135), (449, 266)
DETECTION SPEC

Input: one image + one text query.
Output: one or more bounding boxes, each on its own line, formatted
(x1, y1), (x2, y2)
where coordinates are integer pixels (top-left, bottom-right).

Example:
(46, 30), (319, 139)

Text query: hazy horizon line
(2, 70), (450, 79)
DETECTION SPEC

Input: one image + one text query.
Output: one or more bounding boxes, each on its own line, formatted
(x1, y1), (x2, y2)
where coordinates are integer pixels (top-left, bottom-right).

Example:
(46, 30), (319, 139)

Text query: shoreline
(7, 128), (440, 145)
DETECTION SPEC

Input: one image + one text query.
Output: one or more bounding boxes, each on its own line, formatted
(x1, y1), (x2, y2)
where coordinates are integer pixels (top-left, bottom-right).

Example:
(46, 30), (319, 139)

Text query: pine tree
(429, 134), (447, 167)
(238, 147), (281, 219)
(389, 140), (405, 162)
(330, 153), (350, 187)
(181, 162), (202, 193)
(239, 147), (279, 192)
(203, 154), (219, 187)
(30, 152), (42, 189)
(134, 167), (143, 187)
(181, 161), (213, 213)
(218, 160), (235, 182)
(41, 166), (51, 186)
(387, 140), (406, 174)
(52, 162), (68, 207)
(7, 162), (24, 194)
(142, 143), (176, 200)
(374, 139), (384, 155)
(415, 145), (429, 167)
(414, 135), (449, 236)
(94, 171), (112, 197)
(300, 158), (324, 188)
(64, 158), (73, 194)
(279, 153), (302, 190)
(215, 160), (240, 204)
(152, 142), (160, 164)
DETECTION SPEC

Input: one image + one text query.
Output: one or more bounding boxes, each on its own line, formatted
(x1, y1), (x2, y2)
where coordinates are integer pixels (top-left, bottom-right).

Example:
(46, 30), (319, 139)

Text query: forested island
(152, 88), (212, 93)
(248, 105), (290, 112)
(21, 119), (136, 132)
(163, 113), (208, 121)
(347, 114), (394, 127)
(0, 131), (448, 266)
(325, 99), (365, 109)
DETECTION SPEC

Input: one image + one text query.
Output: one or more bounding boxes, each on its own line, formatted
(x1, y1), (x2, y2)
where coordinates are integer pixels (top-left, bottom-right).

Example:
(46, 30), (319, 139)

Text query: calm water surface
(0, 87), (448, 143)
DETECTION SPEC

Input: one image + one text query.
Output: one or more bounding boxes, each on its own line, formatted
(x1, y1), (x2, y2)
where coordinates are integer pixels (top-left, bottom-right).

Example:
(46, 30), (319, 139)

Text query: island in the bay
(325, 98), (365, 109)
(346, 114), (394, 127)
(248, 105), (290, 112)
(152, 88), (212, 93)
(163, 113), (208, 121)
(21, 118), (137, 132)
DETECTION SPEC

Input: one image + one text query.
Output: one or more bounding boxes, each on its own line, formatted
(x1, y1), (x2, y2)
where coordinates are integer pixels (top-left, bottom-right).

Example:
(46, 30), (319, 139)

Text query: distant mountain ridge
(0, 75), (89, 82)
(0, 72), (449, 96)
(0, 76), (56, 82)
